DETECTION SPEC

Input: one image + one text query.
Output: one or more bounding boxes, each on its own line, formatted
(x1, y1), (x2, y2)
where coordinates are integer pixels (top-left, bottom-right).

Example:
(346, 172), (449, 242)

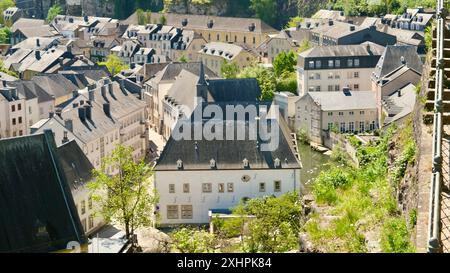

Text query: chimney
(88, 90), (95, 101)
(328, 20), (334, 26)
(62, 130), (69, 144)
(101, 85), (108, 100)
(78, 107), (86, 122)
(35, 51), (41, 60)
(59, 57), (64, 67)
(72, 90), (78, 98)
(366, 43), (371, 53)
(84, 105), (92, 120)
(108, 82), (115, 97)
(130, 63), (136, 69)
(103, 103), (111, 117)
(65, 119), (73, 132)
(49, 112), (54, 118)
(349, 25), (355, 31)
(2, 80), (6, 87)
(55, 107), (62, 117)
(36, 38), (40, 47)
(401, 56), (406, 65)
(398, 90), (402, 97)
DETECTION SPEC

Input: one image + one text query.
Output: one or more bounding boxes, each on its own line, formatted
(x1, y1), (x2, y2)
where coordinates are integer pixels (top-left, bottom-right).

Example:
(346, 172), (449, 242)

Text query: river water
(298, 143), (331, 193)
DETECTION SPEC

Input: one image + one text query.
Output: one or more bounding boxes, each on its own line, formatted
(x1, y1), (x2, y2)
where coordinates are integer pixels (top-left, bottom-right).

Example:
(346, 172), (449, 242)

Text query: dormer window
(274, 158), (281, 168)
(177, 159), (183, 169)
(243, 158), (249, 168)
(210, 158), (216, 169)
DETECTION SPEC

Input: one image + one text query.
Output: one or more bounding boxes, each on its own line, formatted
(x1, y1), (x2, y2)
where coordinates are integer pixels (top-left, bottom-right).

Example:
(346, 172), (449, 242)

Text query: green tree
(297, 39), (312, 53)
(234, 192), (302, 253)
(250, 0), (277, 26)
(46, 4), (62, 23)
(171, 227), (217, 253)
(178, 54), (189, 63)
(286, 16), (303, 28)
(88, 145), (158, 239)
(98, 54), (129, 75)
(159, 14), (167, 25)
(136, 8), (152, 25)
(273, 51), (296, 77)
(238, 64), (276, 101)
(220, 59), (240, 79)
(0, 27), (11, 44)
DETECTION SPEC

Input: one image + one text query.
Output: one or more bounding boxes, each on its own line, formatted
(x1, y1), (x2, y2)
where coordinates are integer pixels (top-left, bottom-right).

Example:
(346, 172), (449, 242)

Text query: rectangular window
(181, 205), (193, 219)
(315, 73), (321, 80)
(259, 182), (266, 192)
(81, 200), (86, 215)
(11, 105), (15, 112)
(328, 112), (333, 116)
(328, 60), (334, 68)
(328, 122), (334, 130)
(88, 196), (93, 210)
(354, 72), (359, 78)
(227, 183), (234, 193)
(359, 121), (365, 132)
(349, 111), (354, 115)
(335, 85), (340, 91)
(18, 104), (21, 111)
(167, 205), (179, 219)
(218, 183), (225, 193)
(347, 59), (353, 67)
(328, 85), (333, 91)
(308, 74), (314, 80)
(339, 112), (344, 116)
(202, 183), (212, 193)
(169, 184), (175, 193)
(308, 61), (314, 69)
(349, 122), (355, 132)
(12, 118), (16, 125)
(328, 73), (333, 79)
(340, 122), (346, 133)
(354, 59), (360, 67)
(354, 84), (359, 90)
(360, 111), (365, 115)
(274, 181), (281, 192)
(315, 86), (321, 92)
(89, 215), (94, 229)
(18, 117), (22, 124)
(183, 183), (190, 193)
(335, 60), (340, 67)
(335, 74), (340, 79)
(315, 60), (321, 68)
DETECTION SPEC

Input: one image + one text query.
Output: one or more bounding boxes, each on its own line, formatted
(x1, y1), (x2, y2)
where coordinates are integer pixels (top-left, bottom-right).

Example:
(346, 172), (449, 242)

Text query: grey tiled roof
(307, 91), (377, 111)
(0, 131), (85, 252)
(124, 12), (278, 34)
(372, 45), (422, 80)
(155, 110), (301, 171)
(300, 42), (385, 58)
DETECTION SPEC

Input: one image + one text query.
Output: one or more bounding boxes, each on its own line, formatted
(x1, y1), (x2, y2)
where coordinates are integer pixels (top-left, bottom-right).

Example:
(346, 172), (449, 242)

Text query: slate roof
(382, 83), (417, 125)
(307, 91), (377, 111)
(34, 95), (118, 145)
(124, 12), (278, 34)
(56, 140), (94, 192)
(61, 66), (110, 82)
(372, 45), (423, 80)
(0, 131), (85, 252)
(151, 62), (218, 83)
(311, 21), (362, 39)
(300, 42), (385, 58)
(155, 109), (301, 171)
(199, 42), (249, 61)
(11, 18), (46, 32)
(208, 78), (261, 102)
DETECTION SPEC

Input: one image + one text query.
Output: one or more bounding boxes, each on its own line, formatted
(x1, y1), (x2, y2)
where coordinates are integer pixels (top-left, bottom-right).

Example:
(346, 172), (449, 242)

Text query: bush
(381, 218), (415, 253)
(313, 168), (350, 204)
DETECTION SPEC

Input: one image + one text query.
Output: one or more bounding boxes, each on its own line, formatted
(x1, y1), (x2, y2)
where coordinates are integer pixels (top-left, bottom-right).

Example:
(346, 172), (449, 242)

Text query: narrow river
(298, 142), (331, 193)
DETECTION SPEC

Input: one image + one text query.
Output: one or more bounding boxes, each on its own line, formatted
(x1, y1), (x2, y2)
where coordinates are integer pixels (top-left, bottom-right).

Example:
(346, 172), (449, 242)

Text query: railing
(428, 0), (446, 253)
